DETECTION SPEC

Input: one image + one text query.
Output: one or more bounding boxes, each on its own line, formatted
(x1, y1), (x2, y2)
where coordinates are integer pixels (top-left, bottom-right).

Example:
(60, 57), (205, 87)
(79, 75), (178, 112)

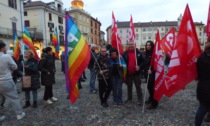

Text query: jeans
(111, 76), (123, 104)
(89, 68), (96, 92)
(44, 85), (53, 100)
(25, 90), (37, 101)
(195, 103), (210, 126)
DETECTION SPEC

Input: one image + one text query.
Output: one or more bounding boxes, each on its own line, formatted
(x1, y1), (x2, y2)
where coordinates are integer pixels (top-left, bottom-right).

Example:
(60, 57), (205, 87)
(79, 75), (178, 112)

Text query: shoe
(101, 103), (108, 108)
(137, 100), (143, 106)
(81, 78), (85, 82)
(32, 101), (37, 108)
(117, 104), (123, 107)
(51, 97), (58, 102)
(124, 99), (132, 104)
(23, 101), (31, 109)
(17, 112), (25, 120)
(90, 90), (97, 94)
(204, 114), (210, 122)
(46, 99), (53, 104)
(146, 104), (157, 110)
(0, 116), (5, 121)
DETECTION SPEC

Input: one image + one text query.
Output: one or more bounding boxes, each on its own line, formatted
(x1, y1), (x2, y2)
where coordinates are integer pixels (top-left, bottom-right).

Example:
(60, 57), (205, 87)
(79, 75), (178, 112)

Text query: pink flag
(160, 28), (175, 58)
(151, 31), (166, 101)
(164, 4), (201, 97)
(111, 12), (123, 55)
(206, 3), (210, 37)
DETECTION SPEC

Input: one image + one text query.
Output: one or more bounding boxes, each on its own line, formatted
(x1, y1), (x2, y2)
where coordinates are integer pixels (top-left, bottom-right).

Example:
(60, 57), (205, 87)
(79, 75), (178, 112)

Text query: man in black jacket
(122, 41), (144, 106)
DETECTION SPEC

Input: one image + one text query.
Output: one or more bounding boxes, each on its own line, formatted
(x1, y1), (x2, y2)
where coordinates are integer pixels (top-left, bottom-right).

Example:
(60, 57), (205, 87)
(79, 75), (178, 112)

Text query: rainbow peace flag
(52, 27), (60, 58)
(23, 26), (40, 60)
(65, 13), (90, 103)
(13, 34), (20, 61)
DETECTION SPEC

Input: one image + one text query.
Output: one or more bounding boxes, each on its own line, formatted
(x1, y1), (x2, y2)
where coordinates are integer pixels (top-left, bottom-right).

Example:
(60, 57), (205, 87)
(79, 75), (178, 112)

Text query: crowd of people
(0, 39), (209, 126)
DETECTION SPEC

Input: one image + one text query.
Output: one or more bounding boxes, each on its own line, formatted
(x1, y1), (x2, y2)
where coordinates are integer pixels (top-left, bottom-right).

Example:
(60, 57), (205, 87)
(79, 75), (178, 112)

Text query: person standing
(88, 44), (98, 94)
(22, 50), (40, 108)
(0, 40), (25, 120)
(122, 41), (144, 106)
(195, 43), (210, 126)
(109, 48), (125, 107)
(95, 47), (112, 107)
(39, 47), (57, 104)
(143, 41), (159, 109)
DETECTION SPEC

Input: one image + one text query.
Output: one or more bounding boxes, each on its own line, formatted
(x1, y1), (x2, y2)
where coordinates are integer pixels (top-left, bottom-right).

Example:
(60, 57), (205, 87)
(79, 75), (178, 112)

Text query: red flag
(206, 3), (210, 37)
(151, 31), (166, 101)
(128, 15), (136, 42)
(160, 28), (175, 58)
(111, 12), (123, 55)
(164, 4), (201, 97)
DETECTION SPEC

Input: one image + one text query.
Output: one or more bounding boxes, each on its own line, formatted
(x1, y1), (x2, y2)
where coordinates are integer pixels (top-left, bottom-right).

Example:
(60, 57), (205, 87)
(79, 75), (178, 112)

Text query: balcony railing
(0, 27), (22, 37)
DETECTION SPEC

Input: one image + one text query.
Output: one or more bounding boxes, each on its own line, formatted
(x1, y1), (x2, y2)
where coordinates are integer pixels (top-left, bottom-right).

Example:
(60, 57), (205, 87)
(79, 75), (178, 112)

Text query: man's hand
(135, 66), (140, 71)
(148, 70), (152, 74)
(99, 70), (103, 75)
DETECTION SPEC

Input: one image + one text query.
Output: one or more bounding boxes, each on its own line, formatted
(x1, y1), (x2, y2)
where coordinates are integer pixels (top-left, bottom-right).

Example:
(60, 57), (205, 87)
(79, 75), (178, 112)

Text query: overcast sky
(40, 0), (209, 33)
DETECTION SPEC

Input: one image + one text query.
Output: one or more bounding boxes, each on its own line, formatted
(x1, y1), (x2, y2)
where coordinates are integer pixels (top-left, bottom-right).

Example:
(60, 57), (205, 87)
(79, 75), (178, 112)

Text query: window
(8, 0), (17, 9)
(127, 29), (129, 33)
(148, 33), (151, 39)
(120, 29), (122, 33)
(12, 22), (17, 36)
(143, 28), (146, 32)
(58, 17), (63, 24)
(142, 33), (146, 39)
(148, 28), (152, 31)
(49, 13), (52, 21)
(95, 22), (97, 29)
(24, 11), (27, 16)
(60, 35), (64, 45)
(50, 34), (53, 42)
(25, 20), (30, 27)
(199, 32), (202, 36)
(136, 29), (138, 32)
(136, 34), (139, 38)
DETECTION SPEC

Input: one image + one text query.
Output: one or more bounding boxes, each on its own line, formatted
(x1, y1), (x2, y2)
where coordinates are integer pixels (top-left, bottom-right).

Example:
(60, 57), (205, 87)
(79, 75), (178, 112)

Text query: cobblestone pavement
(0, 60), (210, 126)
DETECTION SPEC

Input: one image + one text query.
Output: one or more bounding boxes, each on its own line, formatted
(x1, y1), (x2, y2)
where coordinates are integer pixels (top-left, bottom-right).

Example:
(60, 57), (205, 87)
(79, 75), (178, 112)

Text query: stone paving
(0, 60), (210, 126)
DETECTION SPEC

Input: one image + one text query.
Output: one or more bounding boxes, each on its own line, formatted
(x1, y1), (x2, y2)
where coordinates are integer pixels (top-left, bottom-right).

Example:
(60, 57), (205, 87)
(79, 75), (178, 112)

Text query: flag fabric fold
(111, 12), (124, 55)
(52, 27), (60, 58)
(206, 3), (210, 37)
(164, 4), (201, 98)
(65, 13), (90, 103)
(23, 26), (40, 60)
(13, 34), (20, 61)
(150, 31), (166, 101)
(128, 15), (136, 42)
(160, 28), (176, 58)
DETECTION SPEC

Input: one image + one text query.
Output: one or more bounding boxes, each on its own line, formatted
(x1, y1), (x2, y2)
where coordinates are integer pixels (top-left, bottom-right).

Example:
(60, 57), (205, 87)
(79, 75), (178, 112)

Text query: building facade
(0, 0), (24, 49)
(69, 0), (102, 47)
(24, 0), (65, 55)
(106, 20), (205, 48)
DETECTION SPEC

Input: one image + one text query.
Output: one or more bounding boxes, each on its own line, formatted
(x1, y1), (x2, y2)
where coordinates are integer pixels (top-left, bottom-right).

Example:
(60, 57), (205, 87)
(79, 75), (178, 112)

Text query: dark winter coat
(122, 49), (144, 75)
(143, 51), (155, 82)
(196, 52), (210, 106)
(22, 58), (40, 91)
(95, 54), (111, 80)
(88, 49), (98, 69)
(39, 54), (55, 86)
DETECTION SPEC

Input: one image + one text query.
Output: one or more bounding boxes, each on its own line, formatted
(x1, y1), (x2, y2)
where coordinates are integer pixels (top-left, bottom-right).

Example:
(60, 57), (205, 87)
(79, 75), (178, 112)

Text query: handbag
(22, 75), (31, 88)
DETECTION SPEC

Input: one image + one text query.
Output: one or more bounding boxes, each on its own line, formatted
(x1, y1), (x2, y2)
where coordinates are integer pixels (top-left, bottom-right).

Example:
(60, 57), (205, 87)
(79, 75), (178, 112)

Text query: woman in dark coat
(143, 40), (158, 110)
(39, 47), (57, 104)
(195, 43), (210, 126)
(22, 50), (40, 108)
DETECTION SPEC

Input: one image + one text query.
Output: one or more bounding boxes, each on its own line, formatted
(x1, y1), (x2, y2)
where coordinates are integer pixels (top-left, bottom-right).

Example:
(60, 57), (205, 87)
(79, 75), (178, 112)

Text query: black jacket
(196, 52), (210, 105)
(122, 49), (144, 75)
(22, 58), (40, 91)
(95, 54), (111, 80)
(88, 49), (98, 69)
(143, 51), (155, 82)
(39, 54), (55, 86)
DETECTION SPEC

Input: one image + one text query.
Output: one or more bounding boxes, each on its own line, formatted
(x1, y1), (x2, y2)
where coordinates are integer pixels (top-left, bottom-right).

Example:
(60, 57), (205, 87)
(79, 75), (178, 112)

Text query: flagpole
(90, 49), (108, 87)
(142, 67), (150, 113)
(116, 34), (122, 64)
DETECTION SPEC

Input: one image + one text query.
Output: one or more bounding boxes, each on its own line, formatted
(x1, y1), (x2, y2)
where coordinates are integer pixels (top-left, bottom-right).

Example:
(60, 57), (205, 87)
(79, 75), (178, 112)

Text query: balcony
(0, 27), (22, 38)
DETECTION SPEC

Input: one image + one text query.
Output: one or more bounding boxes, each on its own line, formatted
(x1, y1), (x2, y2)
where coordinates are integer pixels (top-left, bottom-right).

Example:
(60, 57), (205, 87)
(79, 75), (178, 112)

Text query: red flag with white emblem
(128, 15), (136, 42)
(160, 28), (176, 58)
(206, 3), (210, 37)
(111, 12), (123, 55)
(164, 4), (201, 97)
(150, 31), (166, 101)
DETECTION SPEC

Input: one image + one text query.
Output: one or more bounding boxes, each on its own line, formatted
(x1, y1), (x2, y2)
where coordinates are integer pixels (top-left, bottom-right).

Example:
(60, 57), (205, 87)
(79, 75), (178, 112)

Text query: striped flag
(52, 27), (60, 58)
(65, 13), (90, 103)
(23, 26), (40, 60)
(13, 34), (20, 61)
